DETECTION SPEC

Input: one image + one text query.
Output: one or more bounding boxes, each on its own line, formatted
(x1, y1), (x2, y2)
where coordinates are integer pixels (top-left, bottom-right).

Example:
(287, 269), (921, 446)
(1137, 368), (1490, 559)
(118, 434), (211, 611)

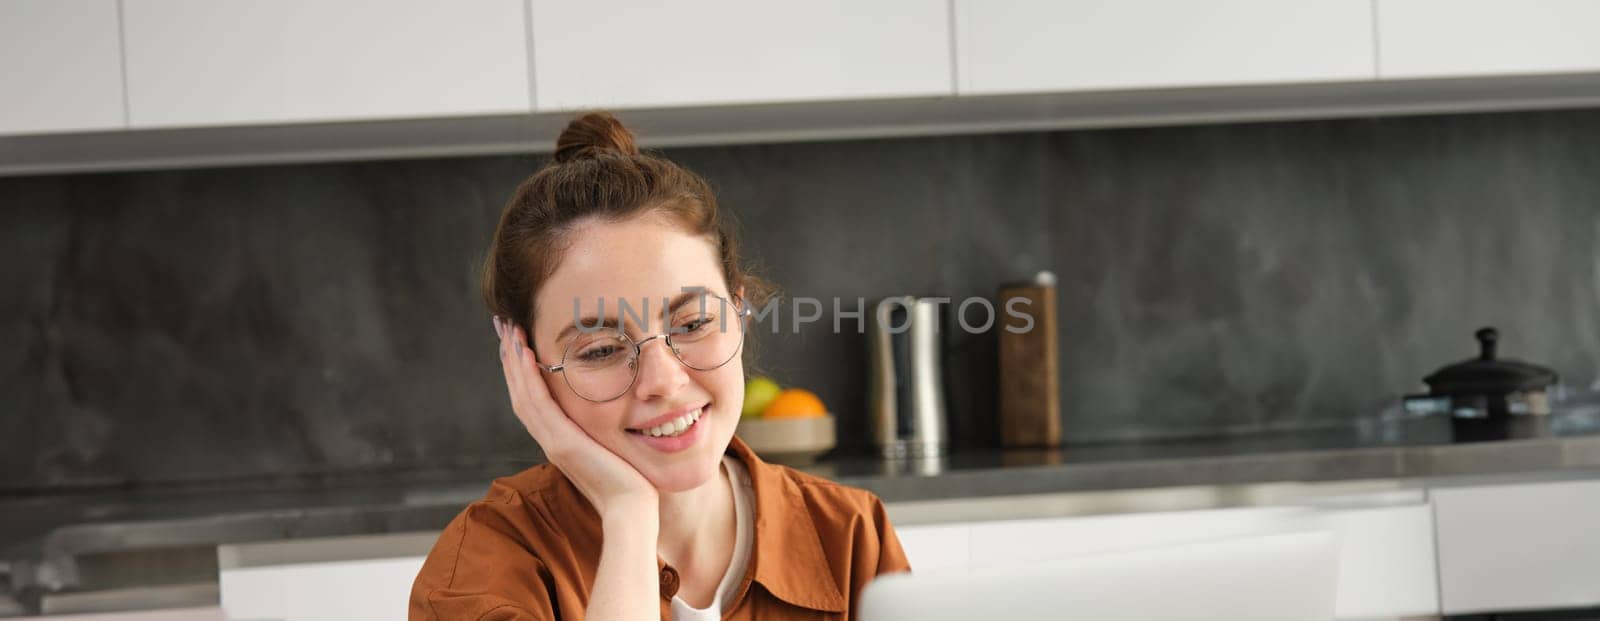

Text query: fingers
(496, 316), (543, 438)
(496, 316), (580, 456)
(508, 322), (555, 403)
(507, 321), (586, 442)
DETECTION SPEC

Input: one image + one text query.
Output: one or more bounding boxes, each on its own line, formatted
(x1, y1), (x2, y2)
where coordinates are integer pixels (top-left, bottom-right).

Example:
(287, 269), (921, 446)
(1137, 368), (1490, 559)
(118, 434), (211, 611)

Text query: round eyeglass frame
(533, 294), (752, 403)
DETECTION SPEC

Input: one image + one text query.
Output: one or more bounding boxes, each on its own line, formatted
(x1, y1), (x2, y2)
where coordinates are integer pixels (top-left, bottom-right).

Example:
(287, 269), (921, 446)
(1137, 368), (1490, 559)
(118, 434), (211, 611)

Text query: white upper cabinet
(954, 0), (1376, 95)
(0, 0), (126, 135)
(121, 0), (531, 129)
(1377, 0), (1600, 79)
(528, 0), (953, 112)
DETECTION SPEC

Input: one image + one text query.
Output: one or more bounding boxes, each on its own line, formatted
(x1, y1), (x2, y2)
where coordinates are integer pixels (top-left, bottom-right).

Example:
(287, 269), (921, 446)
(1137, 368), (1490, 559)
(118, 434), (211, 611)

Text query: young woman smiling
(409, 112), (911, 621)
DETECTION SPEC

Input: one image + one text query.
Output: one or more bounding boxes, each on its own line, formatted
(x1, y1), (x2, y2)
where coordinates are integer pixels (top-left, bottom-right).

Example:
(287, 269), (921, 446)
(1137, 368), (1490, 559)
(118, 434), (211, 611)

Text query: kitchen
(4, 1), (1600, 619)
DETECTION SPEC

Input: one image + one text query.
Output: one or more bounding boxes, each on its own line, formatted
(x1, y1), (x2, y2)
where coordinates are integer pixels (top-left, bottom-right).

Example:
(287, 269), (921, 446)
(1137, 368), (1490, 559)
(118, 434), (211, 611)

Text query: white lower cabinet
(1305, 502), (1439, 619)
(965, 505), (1316, 566)
(1432, 479), (1600, 615)
(218, 533), (432, 621)
(214, 478), (1600, 619)
(894, 522), (973, 573)
(220, 556), (425, 621)
(897, 499), (1440, 620)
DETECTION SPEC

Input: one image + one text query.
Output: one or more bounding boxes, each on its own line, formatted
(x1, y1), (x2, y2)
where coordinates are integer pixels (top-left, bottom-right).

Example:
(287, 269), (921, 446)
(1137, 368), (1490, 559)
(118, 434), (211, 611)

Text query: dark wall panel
(3, 108), (1598, 489)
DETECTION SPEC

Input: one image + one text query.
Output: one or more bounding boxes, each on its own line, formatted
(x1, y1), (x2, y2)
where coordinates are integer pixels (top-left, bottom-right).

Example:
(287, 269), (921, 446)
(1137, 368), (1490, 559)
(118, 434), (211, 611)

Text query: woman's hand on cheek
(495, 317), (660, 524)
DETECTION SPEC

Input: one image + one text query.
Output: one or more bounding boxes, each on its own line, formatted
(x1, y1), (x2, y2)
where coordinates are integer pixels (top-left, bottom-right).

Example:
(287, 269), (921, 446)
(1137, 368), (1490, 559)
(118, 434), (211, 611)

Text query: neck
(656, 457), (736, 568)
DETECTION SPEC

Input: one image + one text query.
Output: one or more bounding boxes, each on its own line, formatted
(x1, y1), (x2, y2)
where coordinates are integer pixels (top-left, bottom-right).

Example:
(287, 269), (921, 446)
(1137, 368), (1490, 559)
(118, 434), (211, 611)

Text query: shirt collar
(726, 434), (848, 612)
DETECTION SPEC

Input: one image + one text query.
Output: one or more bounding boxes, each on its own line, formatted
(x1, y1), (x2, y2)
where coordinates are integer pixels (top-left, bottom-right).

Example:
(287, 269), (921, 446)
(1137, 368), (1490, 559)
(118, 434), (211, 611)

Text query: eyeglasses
(535, 293), (751, 402)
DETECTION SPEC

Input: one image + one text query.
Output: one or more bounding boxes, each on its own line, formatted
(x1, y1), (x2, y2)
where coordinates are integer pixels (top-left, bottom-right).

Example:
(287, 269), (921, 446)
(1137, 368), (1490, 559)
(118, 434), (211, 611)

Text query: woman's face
(530, 215), (744, 493)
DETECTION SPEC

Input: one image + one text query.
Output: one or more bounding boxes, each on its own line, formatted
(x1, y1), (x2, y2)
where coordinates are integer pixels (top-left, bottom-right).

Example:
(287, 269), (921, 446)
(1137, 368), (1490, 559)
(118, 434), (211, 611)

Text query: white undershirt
(669, 454), (754, 621)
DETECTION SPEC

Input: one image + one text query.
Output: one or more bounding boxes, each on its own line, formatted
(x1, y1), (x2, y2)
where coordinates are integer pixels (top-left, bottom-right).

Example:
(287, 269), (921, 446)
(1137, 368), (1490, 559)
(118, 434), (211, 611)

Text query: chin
(646, 461), (720, 493)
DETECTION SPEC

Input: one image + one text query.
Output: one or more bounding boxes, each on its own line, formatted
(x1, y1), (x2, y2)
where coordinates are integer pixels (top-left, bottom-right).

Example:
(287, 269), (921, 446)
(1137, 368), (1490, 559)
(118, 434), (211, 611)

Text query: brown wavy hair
(481, 111), (773, 359)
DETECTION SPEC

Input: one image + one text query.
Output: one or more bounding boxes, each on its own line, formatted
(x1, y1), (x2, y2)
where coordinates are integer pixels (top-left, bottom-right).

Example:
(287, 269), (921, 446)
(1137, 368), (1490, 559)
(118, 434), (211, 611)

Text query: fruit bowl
(735, 415), (836, 465)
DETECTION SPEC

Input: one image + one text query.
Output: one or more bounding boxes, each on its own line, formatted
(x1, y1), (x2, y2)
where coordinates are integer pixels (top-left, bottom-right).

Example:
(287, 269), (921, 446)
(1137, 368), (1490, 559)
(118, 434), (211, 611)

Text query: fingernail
(493, 316), (503, 338)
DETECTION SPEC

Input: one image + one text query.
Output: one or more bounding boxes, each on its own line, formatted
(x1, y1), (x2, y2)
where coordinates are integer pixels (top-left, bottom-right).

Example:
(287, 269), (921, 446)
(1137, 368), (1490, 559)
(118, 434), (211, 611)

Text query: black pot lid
(1423, 327), (1558, 396)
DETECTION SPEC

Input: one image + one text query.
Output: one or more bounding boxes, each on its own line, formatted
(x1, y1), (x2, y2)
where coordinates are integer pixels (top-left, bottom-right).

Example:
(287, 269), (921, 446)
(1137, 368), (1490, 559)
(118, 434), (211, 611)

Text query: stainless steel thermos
(868, 296), (948, 459)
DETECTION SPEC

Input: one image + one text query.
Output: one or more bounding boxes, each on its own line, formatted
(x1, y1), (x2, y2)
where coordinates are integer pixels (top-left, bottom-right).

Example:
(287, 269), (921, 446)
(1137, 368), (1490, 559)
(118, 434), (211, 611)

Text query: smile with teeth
(628, 408), (702, 438)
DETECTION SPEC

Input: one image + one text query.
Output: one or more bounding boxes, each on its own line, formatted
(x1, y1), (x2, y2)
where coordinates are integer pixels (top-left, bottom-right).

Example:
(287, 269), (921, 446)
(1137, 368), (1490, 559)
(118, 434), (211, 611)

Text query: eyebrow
(554, 288), (723, 345)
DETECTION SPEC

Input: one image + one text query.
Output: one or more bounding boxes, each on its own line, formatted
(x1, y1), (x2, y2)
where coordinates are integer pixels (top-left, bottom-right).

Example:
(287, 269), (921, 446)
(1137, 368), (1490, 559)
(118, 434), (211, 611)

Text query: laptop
(860, 530), (1339, 621)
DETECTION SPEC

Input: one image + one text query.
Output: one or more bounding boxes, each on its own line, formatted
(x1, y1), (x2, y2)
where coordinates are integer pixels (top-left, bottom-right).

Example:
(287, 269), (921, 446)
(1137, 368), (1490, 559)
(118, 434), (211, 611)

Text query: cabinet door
(1432, 479), (1600, 614)
(955, 0), (1376, 95)
(1377, 0), (1600, 79)
(529, 0), (952, 111)
(1306, 502), (1439, 619)
(221, 556), (424, 621)
(963, 500), (1440, 619)
(895, 522), (972, 573)
(966, 506), (1316, 567)
(122, 0), (530, 128)
(0, 0), (125, 135)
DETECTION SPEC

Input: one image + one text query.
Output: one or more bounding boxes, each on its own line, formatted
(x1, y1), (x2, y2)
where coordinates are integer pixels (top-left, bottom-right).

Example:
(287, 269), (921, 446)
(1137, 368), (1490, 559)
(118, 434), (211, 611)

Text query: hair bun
(553, 111), (640, 163)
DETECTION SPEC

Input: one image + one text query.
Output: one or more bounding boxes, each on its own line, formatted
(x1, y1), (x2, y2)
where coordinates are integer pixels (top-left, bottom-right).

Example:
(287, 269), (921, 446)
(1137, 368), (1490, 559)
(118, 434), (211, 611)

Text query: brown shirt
(409, 436), (912, 620)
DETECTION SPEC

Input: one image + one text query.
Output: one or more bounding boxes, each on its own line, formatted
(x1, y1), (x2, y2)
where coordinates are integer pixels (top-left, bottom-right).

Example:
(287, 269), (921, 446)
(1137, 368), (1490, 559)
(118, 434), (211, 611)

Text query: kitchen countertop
(821, 410), (1600, 500)
(5, 410), (1600, 613)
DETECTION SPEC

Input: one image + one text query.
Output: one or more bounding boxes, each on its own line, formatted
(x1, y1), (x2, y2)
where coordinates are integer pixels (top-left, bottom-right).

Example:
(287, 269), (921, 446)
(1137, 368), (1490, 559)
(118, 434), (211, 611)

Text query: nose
(631, 334), (690, 400)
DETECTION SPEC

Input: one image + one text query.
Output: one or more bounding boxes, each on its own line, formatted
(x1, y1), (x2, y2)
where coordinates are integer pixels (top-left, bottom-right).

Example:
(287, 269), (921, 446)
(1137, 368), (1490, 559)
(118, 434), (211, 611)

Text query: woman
(410, 112), (911, 621)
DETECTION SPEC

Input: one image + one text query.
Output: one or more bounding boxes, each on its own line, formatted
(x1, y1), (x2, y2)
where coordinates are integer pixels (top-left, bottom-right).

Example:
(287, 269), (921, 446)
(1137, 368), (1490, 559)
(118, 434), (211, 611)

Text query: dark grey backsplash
(4, 108), (1600, 490)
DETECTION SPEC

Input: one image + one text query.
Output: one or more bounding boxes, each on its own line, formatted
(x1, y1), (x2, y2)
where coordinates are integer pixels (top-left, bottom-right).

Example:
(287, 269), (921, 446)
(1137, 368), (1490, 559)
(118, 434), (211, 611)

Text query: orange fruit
(761, 388), (827, 419)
